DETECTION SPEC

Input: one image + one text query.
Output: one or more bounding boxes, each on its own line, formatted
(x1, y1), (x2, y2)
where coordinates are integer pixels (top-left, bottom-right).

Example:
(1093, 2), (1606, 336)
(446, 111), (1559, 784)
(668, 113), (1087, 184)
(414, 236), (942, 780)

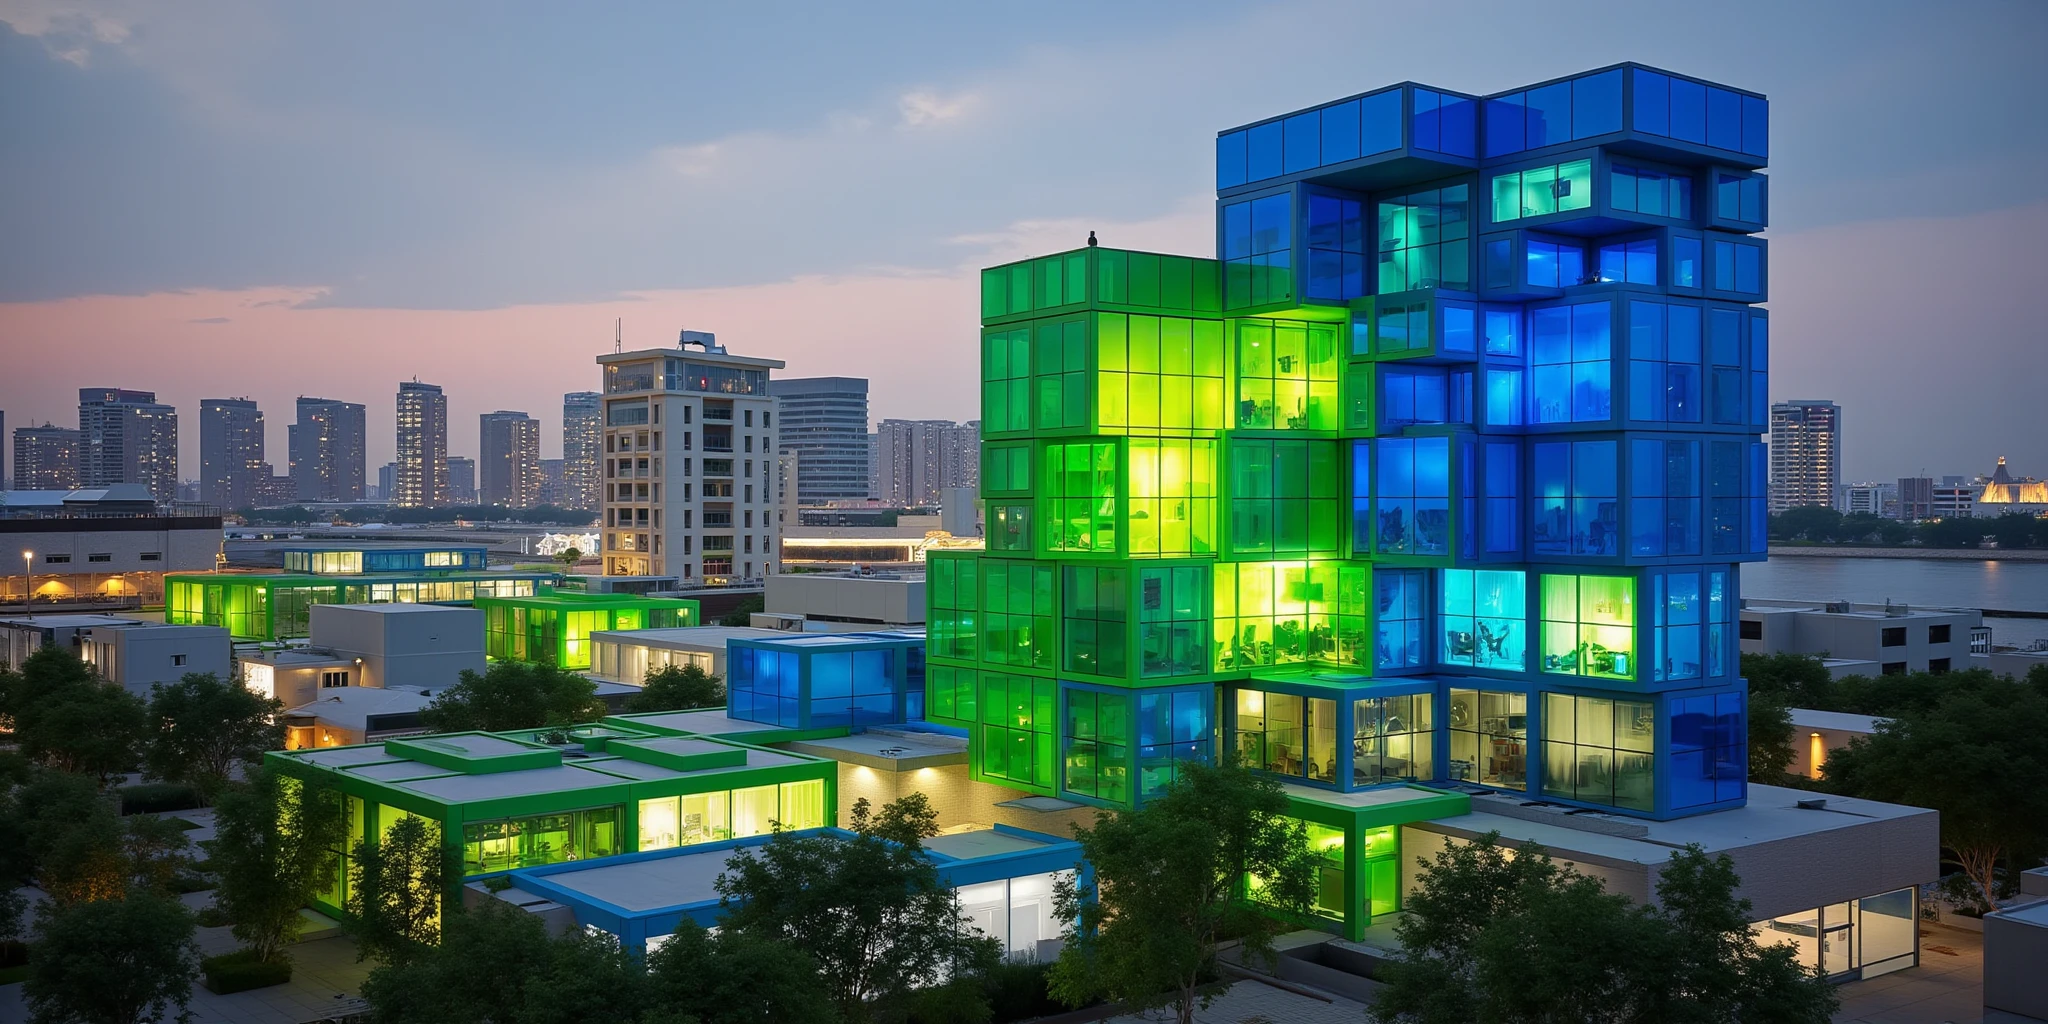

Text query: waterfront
(1745, 556), (2048, 649)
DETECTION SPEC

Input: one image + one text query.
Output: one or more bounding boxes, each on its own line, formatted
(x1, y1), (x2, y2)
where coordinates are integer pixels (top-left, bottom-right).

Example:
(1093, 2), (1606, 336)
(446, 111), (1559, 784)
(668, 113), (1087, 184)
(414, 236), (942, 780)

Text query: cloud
(896, 89), (979, 129)
(186, 316), (230, 323)
(0, 0), (131, 65)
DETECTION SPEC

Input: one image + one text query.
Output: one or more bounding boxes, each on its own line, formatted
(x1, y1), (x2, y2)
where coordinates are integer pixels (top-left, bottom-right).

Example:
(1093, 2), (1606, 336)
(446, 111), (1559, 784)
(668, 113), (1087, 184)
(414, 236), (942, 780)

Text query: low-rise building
(759, 570), (926, 631)
(79, 621), (231, 696)
(473, 590), (700, 669)
(280, 686), (433, 749)
(307, 603), (485, 691)
(1786, 708), (1887, 780)
(1740, 599), (1980, 675)
(587, 624), (788, 685)
(1, 486), (221, 607)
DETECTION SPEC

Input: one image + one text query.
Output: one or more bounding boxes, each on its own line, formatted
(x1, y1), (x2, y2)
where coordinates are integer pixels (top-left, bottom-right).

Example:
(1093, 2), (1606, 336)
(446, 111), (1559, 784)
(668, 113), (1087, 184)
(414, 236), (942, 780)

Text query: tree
(1739, 652), (1835, 711)
(23, 890), (201, 1024)
(1746, 689), (1796, 783)
(16, 769), (191, 907)
(145, 673), (284, 803)
(0, 645), (96, 729)
(625, 662), (724, 713)
(715, 793), (1001, 1023)
(211, 769), (346, 963)
(1768, 506), (1841, 543)
(346, 814), (449, 964)
(643, 920), (837, 1024)
(6, 647), (147, 784)
(1821, 680), (2048, 912)
(419, 662), (605, 733)
(360, 900), (647, 1024)
(555, 546), (584, 569)
(717, 594), (766, 627)
(1370, 835), (1836, 1024)
(1049, 760), (1318, 1024)
(1917, 516), (1985, 548)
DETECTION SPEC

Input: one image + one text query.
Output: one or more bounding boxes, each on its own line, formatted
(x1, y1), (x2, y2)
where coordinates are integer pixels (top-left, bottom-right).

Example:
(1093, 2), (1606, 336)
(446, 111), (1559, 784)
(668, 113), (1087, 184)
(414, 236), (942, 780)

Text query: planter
(201, 951), (292, 994)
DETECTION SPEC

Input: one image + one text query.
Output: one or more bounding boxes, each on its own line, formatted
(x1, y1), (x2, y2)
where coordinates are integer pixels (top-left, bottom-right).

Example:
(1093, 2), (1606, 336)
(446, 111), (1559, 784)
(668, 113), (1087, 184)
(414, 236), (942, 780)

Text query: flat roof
(295, 745), (401, 768)
(1283, 783), (1456, 811)
(0, 614), (149, 628)
(284, 687), (432, 729)
(924, 829), (1050, 860)
(786, 730), (966, 771)
(319, 603), (479, 616)
(347, 760), (456, 782)
(1789, 708), (1888, 733)
(1995, 900), (2048, 927)
(589, 625), (787, 650)
(610, 709), (786, 736)
(403, 733), (536, 759)
(249, 649), (355, 667)
(529, 849), (728, 913)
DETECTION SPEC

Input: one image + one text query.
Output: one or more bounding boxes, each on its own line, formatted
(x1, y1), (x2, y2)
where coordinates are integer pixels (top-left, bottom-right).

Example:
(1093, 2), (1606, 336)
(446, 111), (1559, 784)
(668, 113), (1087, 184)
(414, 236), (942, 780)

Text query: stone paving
(1100, 979), (1370, 1024)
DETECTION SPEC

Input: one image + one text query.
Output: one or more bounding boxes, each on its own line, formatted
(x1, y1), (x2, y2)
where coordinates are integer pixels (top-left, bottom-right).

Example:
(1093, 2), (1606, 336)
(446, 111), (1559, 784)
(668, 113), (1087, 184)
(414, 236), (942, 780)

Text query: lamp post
(21, 551), (33, 622)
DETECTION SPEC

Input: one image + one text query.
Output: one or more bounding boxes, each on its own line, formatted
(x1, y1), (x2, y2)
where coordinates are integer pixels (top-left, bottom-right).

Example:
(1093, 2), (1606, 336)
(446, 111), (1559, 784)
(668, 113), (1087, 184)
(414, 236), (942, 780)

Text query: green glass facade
(164, 570), (552, 641)
(473, 590), (700, 669)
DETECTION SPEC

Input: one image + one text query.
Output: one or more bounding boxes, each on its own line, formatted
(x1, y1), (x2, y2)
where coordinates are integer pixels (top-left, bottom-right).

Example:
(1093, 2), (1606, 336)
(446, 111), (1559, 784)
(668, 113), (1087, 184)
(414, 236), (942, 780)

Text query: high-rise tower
(200, 398), (265, 509)
(1768, 400), (1839, 513)
(479, 411), (541, 508)
(562, 392), (602, 512)
(395, 381), (449, 508)
(78, 388), (179, 502)
(289, 397), (367, 502)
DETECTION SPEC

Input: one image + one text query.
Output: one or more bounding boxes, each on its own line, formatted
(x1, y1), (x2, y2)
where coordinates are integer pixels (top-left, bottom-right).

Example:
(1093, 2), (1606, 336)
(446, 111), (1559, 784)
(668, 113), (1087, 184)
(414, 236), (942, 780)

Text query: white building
(240, 603), (482, 740)
(1, 487), (222, 606)
(595, 331), (784, 584)
(1767, 400), (1840, 514)
(562, 392), (603, 512)
(1740, 598), (1982, 675)
(587, 624), (789, 685)
(760, 570), (926, 630)
(769, 377), (872, 504)
(871, 418), (979, 507)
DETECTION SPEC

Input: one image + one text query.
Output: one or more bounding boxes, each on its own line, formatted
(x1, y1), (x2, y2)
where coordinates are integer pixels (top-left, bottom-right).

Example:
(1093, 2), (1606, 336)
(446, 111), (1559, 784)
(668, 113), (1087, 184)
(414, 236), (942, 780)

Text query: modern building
(594, 331), (785, 582)
(239, 603), (484, 707)
(725, 630), (927, 729)
(289, 397), (368, 502)
(1895, 476), (1933, 521)
(448, 456), (477, 505)
(1739, 598), (1983, 675)
(395, 381), (449, 508)
(1768, 400), (1840, 513)
(587, 624), (790, 685)
(0, 486), (222, 606)
(563, 392), (603, 512)
(482, 823), (1080, 958)
(1784, 708), (1885, 781)
(279, 687), (434, 749)
(769, 377), (871, 504)
(479, 411), (541, 508)
(199, 398), (265, 510)
(166, 543), (547, 640)
(472, 589), (700, 670)
(78, 388), (179, 502)
(374, 463), (395, 503)
(1973, 456), (2048, 514)
(0, 613), (229, 695)
(253, 469), (298, 508)
(872, 418), (979, 507)
(267, 726), (837, 921)
(12, 424), (81, 491)
(539, 458), (566, 507)
(1931, 478), (1974, 519)
(1833, 481), (1889, 517)
(763, 570), (926, 629)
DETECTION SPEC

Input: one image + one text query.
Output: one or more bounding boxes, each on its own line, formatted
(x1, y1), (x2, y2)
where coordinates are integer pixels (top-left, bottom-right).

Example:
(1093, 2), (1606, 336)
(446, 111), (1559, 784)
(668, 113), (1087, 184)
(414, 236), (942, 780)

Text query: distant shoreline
(1766, 546), (2048, 562)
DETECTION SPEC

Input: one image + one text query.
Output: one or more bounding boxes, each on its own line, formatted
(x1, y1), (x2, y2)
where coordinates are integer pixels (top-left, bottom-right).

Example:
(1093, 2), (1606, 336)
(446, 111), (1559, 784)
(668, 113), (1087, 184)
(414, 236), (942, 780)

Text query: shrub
(118, 783), (203, 815)
(201, 949), (291, 994)
(982, 959), (1067, 1023)
(196, 905), (231, 928)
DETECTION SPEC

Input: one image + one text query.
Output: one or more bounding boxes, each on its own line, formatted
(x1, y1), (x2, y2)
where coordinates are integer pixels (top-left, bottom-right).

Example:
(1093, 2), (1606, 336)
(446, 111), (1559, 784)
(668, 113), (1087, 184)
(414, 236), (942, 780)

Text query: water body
(1743, 556), (2048, 649)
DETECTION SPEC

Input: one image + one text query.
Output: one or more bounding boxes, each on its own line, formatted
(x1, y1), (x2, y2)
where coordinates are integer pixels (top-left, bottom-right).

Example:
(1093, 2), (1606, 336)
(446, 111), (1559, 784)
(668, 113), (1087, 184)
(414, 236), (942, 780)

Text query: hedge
(201, 950), (292, 994)
(118, 782), (204, 815)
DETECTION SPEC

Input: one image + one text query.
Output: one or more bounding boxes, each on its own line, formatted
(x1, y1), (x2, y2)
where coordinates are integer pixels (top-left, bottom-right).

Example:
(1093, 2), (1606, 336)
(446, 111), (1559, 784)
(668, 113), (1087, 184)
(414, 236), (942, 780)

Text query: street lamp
(21, 551), (33, 622)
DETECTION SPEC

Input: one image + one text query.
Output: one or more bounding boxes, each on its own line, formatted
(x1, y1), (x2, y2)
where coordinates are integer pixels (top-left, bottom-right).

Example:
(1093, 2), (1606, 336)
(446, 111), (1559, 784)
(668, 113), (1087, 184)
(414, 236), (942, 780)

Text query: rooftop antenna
(614, 318), (623, 354)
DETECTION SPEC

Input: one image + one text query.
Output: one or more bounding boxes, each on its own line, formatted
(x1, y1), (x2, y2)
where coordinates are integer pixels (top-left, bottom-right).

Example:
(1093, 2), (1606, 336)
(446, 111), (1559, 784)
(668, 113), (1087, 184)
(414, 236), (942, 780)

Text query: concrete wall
(830, 761), (1098, 839)
(1987, 650), (2048, 680)
(1400, 825), (1655, 906)
(766, 573), (924, 626)
(1741, 606), (1977, 673)
(5, 522), (219, 603)
(84, 624), (231, 696)
(1786, 724), (1874, 780)
(310, 604), (485, 691)
(1983, 904), (2048, 1020)
(1682, 810), (1938, 921)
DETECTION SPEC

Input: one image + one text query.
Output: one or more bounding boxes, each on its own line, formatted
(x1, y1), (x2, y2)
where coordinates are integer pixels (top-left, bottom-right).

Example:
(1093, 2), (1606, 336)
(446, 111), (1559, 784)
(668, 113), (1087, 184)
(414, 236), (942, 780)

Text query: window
(1223, 193), (1293, 309)
(1540, 574), (1636, 680)
(1482, 70), (1622, 157)
(1410, 88), (1477, 158)
(1609, 164), (1693, 219)
(1709, 309), (1744, 425)
(1929, 658), (1951, 673)
(1631, 70), (1768, 157)
(172, 654), (187, 667)
(1524, 239), (1585, 289)
(1489, 160), (1593, 223)
(1138, 567), (1210, 678)
(1305, 193), (1367, 300)
(44, 554), (69, 564)
(1063, 566), (1129, 678)
(1881, 662), (1907, 675)
(1710, 238), (1762, 296)
(980, 560), (1054, 672)
(1529, 301), (1611, 423)
(1880, 626), (1906, 648)
(1670, 689), (1745, 808)
(1041, 442), (1118, 553)
(1533, 440), (1618, 556)
(1715, 172), (1763, 223)
(981, 326), (1031, 433)
(1484, 369), (1524, 429)
(977, 672), (1056, 792)
(1596, 239), (1658, 284)
(1373, 301), (1431, 357)
(1097, 313), (1229, 432)
(321, 670), (349, 688)
(1543, 693), (1654, 811)
(1030, 317), (1091, 430)
(1482, 440), (1521, 553)
(1448, 689), (1527, 790)
(1354, 694), (1434, 785)
(1064, 688), (1131, 804)
(1375, 569), (1425, 671)
(1740, 619), (1763, 641)
(1215, 562), (1370, 669)
(1233, 319), (1340, 430)
(926, 555), (979, 661)
(1929, 624), (1951, 644)
(1229, 439), (1342, 557)
(1373, 437), (1452, 557)
(1627, 300), (1702, 423)
(85, 553), (111, 563)
(1377, 185), (1471, 293)
(140, 552), (162, 561)
(1233, 689), (1340, 785)
(1672, 236), (1702, 289)
(1379, 366), (1469, 429)
(1439, 570), (1527, 670)
(1628, 439), (1701, 557)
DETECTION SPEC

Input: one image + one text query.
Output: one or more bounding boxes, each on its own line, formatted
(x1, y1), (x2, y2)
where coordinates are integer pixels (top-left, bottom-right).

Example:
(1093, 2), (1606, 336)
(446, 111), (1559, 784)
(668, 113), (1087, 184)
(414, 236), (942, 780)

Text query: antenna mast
(615, 318), (623, 354)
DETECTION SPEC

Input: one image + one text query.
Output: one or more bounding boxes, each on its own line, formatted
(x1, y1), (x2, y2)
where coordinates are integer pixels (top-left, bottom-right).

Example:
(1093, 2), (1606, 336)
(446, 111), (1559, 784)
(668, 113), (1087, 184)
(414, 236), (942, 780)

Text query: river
(1743, 556), (2048, 649)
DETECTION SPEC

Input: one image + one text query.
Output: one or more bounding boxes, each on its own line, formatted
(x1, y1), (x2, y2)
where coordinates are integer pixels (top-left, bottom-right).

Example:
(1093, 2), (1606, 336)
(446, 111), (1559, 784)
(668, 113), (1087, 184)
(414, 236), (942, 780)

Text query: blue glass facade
(726, 631), (926, 729)
(1205, 62), (1767, 819)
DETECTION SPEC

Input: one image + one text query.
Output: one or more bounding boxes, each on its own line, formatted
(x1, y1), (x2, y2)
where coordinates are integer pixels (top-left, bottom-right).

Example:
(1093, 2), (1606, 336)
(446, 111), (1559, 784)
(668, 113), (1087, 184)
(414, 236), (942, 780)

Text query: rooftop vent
(1825, 601), (1853, 613)
(1797, 797), (1828, 810)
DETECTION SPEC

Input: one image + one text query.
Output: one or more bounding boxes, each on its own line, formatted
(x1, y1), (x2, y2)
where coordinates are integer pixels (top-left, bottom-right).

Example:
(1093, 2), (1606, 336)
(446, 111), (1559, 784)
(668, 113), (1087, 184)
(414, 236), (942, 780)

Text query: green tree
(715, 793), (1001, 1023)
(17, 770), (187, 907)
(1739, 652), (1836, 710)
(145, 672), (284, 803)
(641, 921), (836, 1024)
(23, 890), (201, 1024)
(346, 814), (449, 964)
(1049, 760), (1318, 1024)
(0, 645), (96, 729)
(1370, 836), (1835, 1024)
(1746, 689), (1797, 783)
(211, 769), (346, 963)
(419, 662), (605, 733)
(625, 662), (724, 713)
(555, 546), (584, 569)
(1821, 680), (2048, 912)
(359, 899), (647, 1024)
(1917, 516), (1984, 548)
(716, 594), (766, 627)
(8, 648), (148, 784)
(1768, 506), (1841, 543)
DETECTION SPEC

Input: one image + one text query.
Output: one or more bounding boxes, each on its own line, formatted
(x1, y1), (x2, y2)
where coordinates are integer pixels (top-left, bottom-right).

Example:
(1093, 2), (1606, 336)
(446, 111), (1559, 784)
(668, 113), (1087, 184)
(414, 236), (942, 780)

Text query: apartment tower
(395, 381), (449, 508)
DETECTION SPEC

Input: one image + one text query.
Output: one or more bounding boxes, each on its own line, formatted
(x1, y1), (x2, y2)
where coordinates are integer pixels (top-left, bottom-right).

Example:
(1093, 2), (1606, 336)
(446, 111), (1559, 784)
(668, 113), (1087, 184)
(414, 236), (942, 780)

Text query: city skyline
(1, 2), (2043, 482)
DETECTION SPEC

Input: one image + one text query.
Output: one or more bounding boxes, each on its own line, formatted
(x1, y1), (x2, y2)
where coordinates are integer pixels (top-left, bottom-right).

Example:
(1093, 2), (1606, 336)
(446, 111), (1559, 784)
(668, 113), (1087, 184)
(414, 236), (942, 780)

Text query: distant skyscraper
(13, 423), (81, 490)
(289, 397), (367, 502)
(770, 377), (871, 504)
(448, 457), (477, 505)
(562, 392), (602, 511)
(78, 388), (178, 501)
(872, 418), (980, 507)
(1896, 477), (1934, 522)
(539, 458), (566, 507)
(376, 462), (397, 502)
(479, 411), (541, 508)
(199, 398), (264, 509)
(395, 381), (449, 508)
(1768, 400), (1840, 513)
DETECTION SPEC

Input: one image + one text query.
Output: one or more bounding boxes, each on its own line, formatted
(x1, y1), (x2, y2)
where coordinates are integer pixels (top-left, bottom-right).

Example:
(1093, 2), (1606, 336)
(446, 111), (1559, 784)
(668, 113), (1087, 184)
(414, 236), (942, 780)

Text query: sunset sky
(2, 0), (2044, 481)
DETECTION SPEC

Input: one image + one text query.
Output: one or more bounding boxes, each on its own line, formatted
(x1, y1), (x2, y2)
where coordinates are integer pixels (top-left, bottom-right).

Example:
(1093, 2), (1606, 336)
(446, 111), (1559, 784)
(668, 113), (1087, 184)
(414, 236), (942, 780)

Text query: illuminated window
(1377, 185), (1471, 293)
(1448, 688), (1527, 790)
(1230, 439), (1343, 558)
(1540, 574), (1636, 681)
(1354, 693), (1434, 785)
(1223, 193), (1294, 309)
(981, 326), (1031, 433)
(1439, 570), (1527, 670)
(1097, 313), (1228, 433)
(1138, 566), (1210, 679)
(1489, 160), (1593, 223)
(1041, 442), (1119, 554)
(1129, 439), (1218, 557)
(1215, 562), (1370, 670)
(1235, 320), (1341, 430)
(1542, 693), (1655, 811)
(1062, 566), (1128, 678)
(1529, 301), (1611, 424)
(977, 672), (1056, 793)
(980, 560), (1055, 671)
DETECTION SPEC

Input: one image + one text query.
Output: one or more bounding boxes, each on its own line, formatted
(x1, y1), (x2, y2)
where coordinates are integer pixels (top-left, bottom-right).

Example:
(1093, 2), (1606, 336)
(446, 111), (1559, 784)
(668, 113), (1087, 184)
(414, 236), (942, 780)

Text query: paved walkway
(1097, 979), (1369, 1024)
(1831, 922), (2039, 1024)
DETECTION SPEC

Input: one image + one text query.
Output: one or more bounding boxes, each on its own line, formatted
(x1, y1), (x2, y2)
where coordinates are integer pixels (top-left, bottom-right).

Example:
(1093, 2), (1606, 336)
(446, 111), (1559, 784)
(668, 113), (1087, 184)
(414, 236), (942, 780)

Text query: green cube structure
(473, 589), (701, 669)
